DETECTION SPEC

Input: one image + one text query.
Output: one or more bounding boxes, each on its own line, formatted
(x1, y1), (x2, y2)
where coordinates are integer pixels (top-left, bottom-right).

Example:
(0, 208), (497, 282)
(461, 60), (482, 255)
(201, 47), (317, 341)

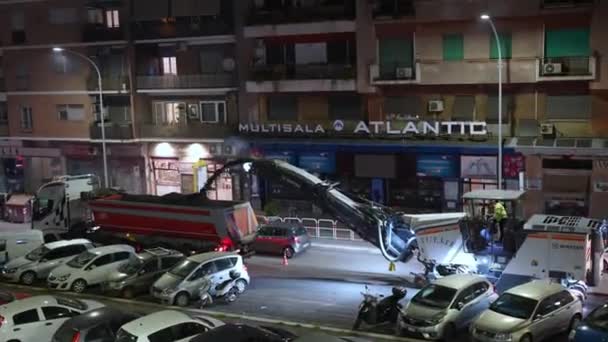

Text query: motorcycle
(411, 254), (472, 288)
(199, 270), (241, 308)
(353, 285), (406, 330)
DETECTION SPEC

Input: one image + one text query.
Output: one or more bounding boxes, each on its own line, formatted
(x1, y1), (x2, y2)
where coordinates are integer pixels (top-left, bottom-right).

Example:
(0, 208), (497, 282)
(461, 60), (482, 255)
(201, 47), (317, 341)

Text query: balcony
(372, 0), (415, 20)
(87, 75), (130, 92)
(369, 63), (420, 85)
(90, 122), (133, 140)
(133, 17), (233, 42)
(140, 122), (235, 139)
(537, 56), (596, 81)
(541, 0), (593, 8)
(247, 64), (356, 92)
(247, 4), (355, 25)
(82, 24), (125, 42)
(418, 58), (538, 85)
(137, 74), (235, 91)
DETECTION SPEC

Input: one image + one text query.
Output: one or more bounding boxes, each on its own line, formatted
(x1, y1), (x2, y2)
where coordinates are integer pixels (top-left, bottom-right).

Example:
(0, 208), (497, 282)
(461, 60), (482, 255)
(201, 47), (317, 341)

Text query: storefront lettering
(239, 121), (487, 136)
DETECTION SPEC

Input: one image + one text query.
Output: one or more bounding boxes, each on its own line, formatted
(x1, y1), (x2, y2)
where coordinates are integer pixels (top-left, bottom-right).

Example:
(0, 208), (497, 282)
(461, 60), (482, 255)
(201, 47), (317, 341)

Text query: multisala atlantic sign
(239, 120), (488, 136)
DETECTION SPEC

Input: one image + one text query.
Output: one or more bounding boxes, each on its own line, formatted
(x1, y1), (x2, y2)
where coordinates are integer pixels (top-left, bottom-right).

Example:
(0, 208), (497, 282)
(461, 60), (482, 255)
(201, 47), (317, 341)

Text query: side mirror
(456, 302), (465, 310)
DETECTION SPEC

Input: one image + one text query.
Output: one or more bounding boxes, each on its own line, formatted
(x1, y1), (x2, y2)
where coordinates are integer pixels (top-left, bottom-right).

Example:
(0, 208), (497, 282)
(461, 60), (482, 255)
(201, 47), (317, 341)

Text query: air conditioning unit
(540, 123), (555, 136)
(428, 100), (444, 112)
(543, 63), (562, 75)
(395, 67), (413, 79)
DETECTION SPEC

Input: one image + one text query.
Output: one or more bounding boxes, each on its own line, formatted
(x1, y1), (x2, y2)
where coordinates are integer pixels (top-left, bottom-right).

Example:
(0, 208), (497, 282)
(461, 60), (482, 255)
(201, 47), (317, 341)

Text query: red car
(253, 222), (312, 258)
(0, 290), (30, 304)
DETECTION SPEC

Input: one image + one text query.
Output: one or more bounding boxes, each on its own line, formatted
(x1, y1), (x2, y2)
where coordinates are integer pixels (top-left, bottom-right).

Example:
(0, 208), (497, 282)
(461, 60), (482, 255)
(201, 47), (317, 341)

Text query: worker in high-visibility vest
(493, 200), (508, 242)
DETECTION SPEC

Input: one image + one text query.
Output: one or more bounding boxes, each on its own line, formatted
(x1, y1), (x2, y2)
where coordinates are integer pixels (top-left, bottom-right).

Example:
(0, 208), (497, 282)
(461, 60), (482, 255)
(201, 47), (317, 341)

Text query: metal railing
(539, 56), (593, 77)
(251, 64), (355, 81)
(133, 17), (233, 40)
(256, 215), (363, 241)
(137, 74), (235, 89)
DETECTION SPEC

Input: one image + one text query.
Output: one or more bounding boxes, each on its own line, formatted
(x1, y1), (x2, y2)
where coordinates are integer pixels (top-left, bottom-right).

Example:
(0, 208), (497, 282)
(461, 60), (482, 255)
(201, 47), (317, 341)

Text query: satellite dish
(222, 58), (235, 72)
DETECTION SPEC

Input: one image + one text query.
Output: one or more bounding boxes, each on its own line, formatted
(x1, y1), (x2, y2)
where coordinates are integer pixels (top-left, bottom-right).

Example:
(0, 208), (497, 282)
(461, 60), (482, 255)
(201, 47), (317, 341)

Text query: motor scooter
(410, 253), (472, 288)
(199, 270), (241, 308)
(353, 285), (406, 330)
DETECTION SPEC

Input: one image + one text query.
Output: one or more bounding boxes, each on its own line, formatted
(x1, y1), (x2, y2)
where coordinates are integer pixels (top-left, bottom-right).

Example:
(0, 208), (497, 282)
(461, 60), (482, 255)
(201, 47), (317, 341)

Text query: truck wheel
(20, 271), (36, 286)
(174, 292), (190, 307)
(71, 279), (87, 293)
(283, 247), (295, 259)
(235, 279), (247, 294)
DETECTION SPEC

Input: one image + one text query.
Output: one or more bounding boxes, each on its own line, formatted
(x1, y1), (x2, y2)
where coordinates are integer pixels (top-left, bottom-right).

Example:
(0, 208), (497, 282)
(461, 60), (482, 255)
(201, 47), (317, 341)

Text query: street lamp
(53, 47), (109, 188)
(480, 13), (503, 189)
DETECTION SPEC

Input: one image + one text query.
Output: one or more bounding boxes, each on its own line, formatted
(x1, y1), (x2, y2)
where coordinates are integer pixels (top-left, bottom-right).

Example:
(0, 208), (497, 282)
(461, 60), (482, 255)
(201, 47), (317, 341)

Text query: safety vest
(494, 202), (507, 221)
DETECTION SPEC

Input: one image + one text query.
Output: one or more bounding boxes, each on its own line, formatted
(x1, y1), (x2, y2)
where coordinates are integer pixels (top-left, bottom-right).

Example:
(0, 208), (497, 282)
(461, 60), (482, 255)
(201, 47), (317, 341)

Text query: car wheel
(71, 279), (87, 293)
(569, 314), (582, 332)
(122, 286), (135, 299)
(235, 279), (247, 294)
(442, 323), (456, 341)
(224, 287), (239, 303)
(174, 292), (190, 307)
(520, 334), (532, 342)
(20, 271), (36, 286)
(283, 247), (295, 259)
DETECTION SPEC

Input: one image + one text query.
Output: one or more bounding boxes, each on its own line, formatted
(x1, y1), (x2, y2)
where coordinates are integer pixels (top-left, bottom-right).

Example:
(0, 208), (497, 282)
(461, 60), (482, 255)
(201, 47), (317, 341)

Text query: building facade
(0, 0), (607, 218)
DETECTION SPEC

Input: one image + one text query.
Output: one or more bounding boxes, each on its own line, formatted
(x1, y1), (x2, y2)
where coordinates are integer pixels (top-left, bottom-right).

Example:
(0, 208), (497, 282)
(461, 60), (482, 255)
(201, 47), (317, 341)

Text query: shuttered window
(487, 95), (512, 124)
(378, 38), (413, 78)
(442, 34), (464, 61)
(268, 96), (297, 121)
(452, 96), (475, 120)
(546, 95), (591, 120)
(490, 32), (512, 59)
(545, 28), (590, 57)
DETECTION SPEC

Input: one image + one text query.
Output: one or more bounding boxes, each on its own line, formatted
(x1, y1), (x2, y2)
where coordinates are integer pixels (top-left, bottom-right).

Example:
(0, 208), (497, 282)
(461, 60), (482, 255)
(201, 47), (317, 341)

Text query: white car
(0, 295), (104, 342)
(47, 244), (136, 293)
(2, 239), (93, 285)
(115, 309), (223, 342)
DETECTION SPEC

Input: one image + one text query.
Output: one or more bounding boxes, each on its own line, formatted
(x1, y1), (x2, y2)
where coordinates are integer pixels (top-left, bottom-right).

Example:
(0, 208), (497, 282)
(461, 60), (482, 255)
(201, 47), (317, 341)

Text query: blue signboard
(416, 155), (458, 178)
(298, 152), (336, 174)
(264, 151), (297, 165)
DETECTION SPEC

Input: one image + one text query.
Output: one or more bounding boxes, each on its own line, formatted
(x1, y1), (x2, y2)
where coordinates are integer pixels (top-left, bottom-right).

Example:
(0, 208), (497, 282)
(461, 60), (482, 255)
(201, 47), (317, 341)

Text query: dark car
(51, 307), (140, 342)
(570, 302), (608, 342)
(253, 222), (311, 258)
(0, 289), (30, 304)
(189, 323), (295, 342)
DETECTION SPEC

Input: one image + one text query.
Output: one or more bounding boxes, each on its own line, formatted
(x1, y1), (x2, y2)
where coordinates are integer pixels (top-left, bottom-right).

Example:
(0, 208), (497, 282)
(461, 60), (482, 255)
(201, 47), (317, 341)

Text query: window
(214, 257), (236, 272)
(87, 8), (103, 24)
(91, 254), (113, 267)
(490, 32), (512, 59)
(57, 104), (85, 121)
(148, 327), (173, 342)
(443, 34), (464, 61)
(199, 50), (224, 74)
(546, 95), (591, 120)
(13, 309), (40, 325)
(545, 28), (590, 57)
(11, 11), (25, 30)
(53, 54), (79, 74)
(452, 285), (477, 307)
(86, 324), (113, 341)
(296, 227), (307, 236)
(327, 40), (355, 65)
(197, 262), (217, 276)
(452, 96), (476, 120)
(44, 234), (58, 243)
(267, 96), (298, 121)
(0, 102), (8, 124)
(105, 10), (120, 28)
(556, 291), (574, 306)
(536, 295), (560, 317)
(48, 8), (78, 24)
(200, 101), (226, 123)
(114, 252), (132, 262)
(384, 96), (422, 118)
(20, 106), (33, 131)
(153, 102), (185, 125)
(42, 306), (75, 320)
(142, 260), (159, 273)
(379, 38), (413, 78)
(329, 94), (361, 120)
(486, 95), (512, 124)
(171, 322), (208, 340)
(44, 247), (69, 260)
(162, 57), (177, 75)
(161, 256), (182, 269)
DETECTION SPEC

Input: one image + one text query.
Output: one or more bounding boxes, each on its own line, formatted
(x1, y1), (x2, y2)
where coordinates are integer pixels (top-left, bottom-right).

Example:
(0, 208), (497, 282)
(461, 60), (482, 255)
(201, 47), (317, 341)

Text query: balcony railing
(90, 122), (133, 140)
(82, 24), (124, 42)
(372, 0), (415, 19)
(541, 0), (593, 8)
(133, 17), (233, 40)
(539, 56), (594, 78)
(140, 122), (235, 139)
(137, 74), (235, 89)
(87, 75), (130, 91)
(251, 64), (355, 81)
(247, 4), (355, 25)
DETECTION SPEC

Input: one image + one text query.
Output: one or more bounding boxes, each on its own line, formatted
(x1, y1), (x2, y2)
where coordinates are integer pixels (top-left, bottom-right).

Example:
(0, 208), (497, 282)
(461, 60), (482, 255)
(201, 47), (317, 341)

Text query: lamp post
(53, 47), (109, 188)
(480, 14), (503, 189)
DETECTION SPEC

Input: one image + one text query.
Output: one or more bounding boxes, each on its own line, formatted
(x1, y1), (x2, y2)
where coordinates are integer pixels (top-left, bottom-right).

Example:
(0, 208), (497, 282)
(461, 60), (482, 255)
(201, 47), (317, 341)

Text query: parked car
(151, 251), (250, 307)
(188, 323), (295, 341)
(47, 244), (136, 293)
(115, 309), (223, 342)
(0, 295), (104, 342)
(2, 239), (94, 285)
(52, 306), (141, 342)
(569, 302), (608, 342)
(471, 280), (583, 342)
(396, 274), (497, 340)
(253, 222), (311, 258)
(0, 290), (30, 305)
(103, 247), (184, 298)
(292, 333), (372, 342)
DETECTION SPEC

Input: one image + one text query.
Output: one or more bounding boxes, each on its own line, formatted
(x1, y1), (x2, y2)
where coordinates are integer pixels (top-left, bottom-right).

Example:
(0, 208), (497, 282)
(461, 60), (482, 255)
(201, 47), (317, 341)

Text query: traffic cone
(282, 251), (289, 266)
(388, 261), (396, 272)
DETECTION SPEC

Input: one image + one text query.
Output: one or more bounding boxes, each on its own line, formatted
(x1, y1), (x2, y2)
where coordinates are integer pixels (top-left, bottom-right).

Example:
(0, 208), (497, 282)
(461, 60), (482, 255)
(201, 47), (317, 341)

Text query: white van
(0, 230), (44, 265)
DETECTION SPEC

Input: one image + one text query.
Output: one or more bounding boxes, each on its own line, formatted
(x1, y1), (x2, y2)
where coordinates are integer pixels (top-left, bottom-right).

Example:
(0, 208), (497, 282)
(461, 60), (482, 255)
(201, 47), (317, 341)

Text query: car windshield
(67, 251), (97, 268)
(115, 329), (138, 342)
(586, 305), (608, 331)
(119, 256), (144, 275)
(411, 284), (457, 309)
(169, 259), (200, 278)
(490, 293), (538, 320)
(25, 246), (50, 261)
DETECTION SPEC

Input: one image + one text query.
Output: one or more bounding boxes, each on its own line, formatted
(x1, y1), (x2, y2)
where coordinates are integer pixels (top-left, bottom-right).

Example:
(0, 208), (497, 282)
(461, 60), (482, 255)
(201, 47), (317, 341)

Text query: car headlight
(494, 332), (512, 341)
(6, 268), (18, 274)
(58, 274), (71, 281)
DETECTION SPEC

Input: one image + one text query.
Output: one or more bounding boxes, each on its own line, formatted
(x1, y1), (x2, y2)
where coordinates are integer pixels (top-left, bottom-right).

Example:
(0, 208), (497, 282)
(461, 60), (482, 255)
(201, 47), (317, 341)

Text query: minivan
(253, 222), (311, 258)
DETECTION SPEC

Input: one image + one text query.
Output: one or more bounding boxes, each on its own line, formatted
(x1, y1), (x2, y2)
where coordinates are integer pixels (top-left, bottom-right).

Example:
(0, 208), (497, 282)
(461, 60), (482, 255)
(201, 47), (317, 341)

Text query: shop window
(267, 96), (297, 121)
(200, 101), (226, 124)
(162, 57), (177, 75)
(57, 104), (85, 121)
(545, 95), (591, 120)
(153, 102), (185, 125)
(452, 96), (475, 121)
(329, 94), (361, 120)
(105, 9), (120, 28)
(486, 95), (512, 124)
(20, 106), (33, 131)
(443, 34), (464, 61)
(490, 32), (512, 59)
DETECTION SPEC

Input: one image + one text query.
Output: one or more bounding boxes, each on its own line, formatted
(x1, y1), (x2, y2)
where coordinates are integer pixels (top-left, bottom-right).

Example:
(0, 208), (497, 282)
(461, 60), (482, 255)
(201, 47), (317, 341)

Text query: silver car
(471, 280), (583, 342)
(103, 247), (184, 298)
(396, 274), (498, 340)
